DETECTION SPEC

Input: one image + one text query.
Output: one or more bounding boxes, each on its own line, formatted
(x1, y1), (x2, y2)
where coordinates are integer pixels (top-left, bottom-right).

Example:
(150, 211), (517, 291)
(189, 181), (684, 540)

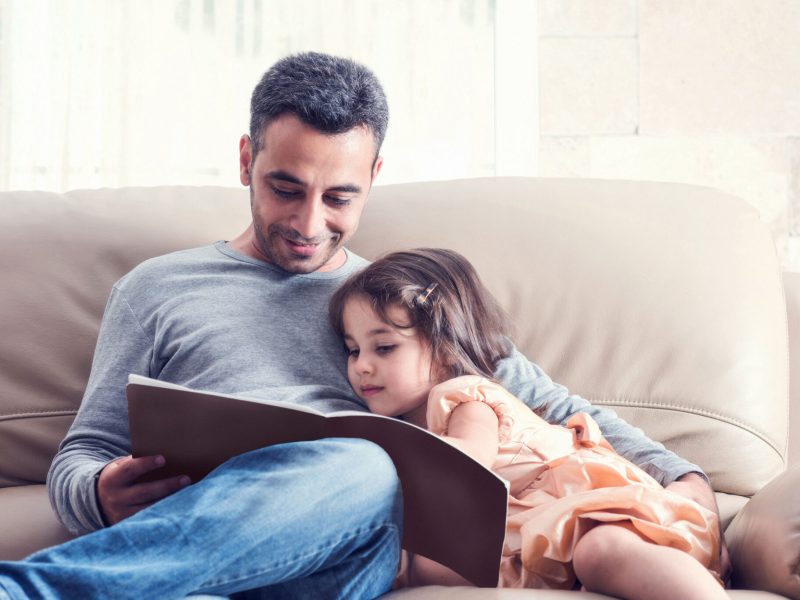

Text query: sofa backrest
(0, 179), (789, 499)
(352, 178), (789, 498)
(0, 187), (250, 486)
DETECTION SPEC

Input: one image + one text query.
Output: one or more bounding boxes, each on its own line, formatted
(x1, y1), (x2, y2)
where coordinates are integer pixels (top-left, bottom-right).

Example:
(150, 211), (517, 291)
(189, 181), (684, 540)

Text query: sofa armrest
(0, 484), (74, 560)
(786, 271), (800, 466)
(726, 465), (800, 598)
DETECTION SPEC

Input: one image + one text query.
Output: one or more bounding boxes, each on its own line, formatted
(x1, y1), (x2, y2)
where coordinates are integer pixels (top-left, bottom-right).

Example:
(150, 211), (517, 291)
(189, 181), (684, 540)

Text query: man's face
(238, 113), (382, 273)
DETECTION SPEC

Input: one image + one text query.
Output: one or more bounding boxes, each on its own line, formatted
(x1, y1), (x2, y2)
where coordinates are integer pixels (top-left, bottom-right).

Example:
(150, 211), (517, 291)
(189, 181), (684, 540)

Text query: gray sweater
(47, 242), (701, 535)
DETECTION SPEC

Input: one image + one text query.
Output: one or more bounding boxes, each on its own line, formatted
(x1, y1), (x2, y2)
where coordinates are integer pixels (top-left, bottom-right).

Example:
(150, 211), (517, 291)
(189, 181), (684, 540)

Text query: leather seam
(593, 400), (784, 460)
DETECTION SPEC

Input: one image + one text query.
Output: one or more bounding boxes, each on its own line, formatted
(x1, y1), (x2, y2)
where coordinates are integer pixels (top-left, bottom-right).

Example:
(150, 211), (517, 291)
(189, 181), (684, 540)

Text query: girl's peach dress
(426, 375), (722, 589)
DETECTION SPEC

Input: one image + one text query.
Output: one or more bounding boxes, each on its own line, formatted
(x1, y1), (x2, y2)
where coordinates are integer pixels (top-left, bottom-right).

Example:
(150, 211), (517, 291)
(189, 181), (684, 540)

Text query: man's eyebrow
(328, 184), (362, 194)
(266, 170), (362, 195)
(266, 170), (305, 186)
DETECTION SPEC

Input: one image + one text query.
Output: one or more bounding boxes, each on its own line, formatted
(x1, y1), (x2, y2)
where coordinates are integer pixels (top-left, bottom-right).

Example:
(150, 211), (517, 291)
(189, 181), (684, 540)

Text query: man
(0, 52), (727, 599)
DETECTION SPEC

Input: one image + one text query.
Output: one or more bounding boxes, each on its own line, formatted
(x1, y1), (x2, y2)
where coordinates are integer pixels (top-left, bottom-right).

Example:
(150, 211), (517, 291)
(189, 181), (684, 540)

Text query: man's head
(232, 53), (388, 274)
(249, 52), (388, 161)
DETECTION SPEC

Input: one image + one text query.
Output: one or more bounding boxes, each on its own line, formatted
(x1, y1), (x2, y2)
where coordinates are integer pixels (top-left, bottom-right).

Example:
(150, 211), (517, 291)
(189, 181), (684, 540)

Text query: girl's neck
(402, 396), (430, 428)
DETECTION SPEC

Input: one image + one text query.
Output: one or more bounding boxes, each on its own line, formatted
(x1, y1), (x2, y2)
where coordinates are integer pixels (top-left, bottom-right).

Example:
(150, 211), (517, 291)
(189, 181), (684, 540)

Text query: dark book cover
(127, 375), (508, 587)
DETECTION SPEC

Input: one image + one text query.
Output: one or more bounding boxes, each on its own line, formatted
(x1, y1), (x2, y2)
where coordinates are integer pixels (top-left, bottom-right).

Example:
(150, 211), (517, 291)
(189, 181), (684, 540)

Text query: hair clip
(416, 282), (438, 306)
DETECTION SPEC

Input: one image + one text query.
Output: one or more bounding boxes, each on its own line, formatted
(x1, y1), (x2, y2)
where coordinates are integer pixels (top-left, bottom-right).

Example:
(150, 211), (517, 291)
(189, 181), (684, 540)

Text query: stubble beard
(248, 185), (344, 274)
(256, 222), (342, 274)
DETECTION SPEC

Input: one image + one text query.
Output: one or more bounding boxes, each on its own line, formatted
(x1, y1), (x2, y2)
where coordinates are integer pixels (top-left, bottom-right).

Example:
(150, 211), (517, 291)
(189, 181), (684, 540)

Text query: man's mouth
(284, 237), (322, 256)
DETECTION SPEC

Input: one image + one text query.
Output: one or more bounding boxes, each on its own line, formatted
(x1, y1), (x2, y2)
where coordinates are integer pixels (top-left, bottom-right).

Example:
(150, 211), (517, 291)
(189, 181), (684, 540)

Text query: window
(0, 0), (538, 191)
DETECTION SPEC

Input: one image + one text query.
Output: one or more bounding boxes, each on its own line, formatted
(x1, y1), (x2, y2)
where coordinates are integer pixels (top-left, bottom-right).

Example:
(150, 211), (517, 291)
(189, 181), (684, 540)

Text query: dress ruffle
(427, 376), (722, 590)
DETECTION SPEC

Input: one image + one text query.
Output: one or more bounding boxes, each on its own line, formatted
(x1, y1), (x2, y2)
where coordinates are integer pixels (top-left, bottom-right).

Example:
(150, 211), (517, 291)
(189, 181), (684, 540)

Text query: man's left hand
(666, 471), (732, 584)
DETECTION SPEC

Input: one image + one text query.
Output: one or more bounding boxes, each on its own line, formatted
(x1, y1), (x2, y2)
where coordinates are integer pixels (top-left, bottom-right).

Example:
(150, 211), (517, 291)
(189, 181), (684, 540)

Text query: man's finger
(103, 454), (166, 486)
(126, 475), (192, 505)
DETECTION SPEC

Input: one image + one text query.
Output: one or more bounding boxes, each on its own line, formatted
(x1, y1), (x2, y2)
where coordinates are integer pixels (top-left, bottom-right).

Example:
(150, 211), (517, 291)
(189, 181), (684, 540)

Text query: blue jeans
(0, 439), (402, 599)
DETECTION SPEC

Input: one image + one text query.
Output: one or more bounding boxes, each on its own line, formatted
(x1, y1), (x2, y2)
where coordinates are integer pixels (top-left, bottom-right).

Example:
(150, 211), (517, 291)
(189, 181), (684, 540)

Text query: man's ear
(239, 135), (253, 186)
(371, 156), (384, 181)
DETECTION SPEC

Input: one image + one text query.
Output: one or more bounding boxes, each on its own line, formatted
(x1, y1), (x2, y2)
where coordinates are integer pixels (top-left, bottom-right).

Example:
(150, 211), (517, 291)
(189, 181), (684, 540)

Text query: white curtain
(0, 0), (538, 192)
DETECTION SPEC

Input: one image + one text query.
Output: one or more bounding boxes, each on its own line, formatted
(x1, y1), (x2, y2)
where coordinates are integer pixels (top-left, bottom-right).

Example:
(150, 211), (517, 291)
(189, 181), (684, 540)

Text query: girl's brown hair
(329, 248), (511, 379)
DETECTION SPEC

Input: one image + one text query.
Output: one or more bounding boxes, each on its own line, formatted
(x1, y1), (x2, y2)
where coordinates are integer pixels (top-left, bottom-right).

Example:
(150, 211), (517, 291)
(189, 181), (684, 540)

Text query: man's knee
(217, 438), (400, 511)
(326, 439), (399, 495)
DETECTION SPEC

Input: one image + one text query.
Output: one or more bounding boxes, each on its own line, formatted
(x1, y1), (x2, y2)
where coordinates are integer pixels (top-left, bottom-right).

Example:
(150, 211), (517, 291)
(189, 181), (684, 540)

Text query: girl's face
(342, 295), (437, 426)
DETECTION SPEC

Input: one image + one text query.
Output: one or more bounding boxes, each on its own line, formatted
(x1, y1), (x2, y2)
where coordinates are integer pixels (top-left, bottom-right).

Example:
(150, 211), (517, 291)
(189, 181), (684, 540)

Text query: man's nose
(292, 198), (326, 240)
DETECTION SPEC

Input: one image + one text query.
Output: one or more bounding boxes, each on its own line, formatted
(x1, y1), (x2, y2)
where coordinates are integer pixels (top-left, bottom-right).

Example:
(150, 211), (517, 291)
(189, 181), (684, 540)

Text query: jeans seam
(199, 521), (399, 589)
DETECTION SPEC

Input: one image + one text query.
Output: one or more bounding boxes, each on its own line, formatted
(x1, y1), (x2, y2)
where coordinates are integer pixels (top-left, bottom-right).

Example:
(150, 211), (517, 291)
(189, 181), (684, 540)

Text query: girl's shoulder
(429, 375), (522, 408)
(432, 375), (510, 394)
(427, 376), (527, 441)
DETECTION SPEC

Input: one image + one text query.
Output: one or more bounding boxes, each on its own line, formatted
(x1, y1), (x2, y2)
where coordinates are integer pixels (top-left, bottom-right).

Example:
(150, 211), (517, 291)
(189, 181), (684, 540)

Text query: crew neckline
(214, 240), (360, 279)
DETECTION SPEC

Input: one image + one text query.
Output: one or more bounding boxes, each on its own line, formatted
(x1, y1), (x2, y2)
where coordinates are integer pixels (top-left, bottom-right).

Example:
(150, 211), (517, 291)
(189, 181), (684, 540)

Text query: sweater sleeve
(46, 286), (153, 535)
(493, 345), (705, 486)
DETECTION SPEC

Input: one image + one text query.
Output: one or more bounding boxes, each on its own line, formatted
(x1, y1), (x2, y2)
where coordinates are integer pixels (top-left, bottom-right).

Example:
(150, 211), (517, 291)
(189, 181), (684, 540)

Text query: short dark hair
(329, 248), (512, 380)
(250, 52), (389, 157)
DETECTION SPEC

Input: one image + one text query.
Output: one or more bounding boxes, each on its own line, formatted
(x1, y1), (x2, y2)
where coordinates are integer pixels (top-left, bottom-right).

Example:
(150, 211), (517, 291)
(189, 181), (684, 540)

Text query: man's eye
(325, 195), (351, 207)
(376, 345), (396, 355)
(272, 187), (299, 199)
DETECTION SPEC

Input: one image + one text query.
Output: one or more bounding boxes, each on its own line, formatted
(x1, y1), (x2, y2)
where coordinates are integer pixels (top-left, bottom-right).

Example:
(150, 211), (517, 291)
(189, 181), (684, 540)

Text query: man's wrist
(93, 466), (112, 528)
(676, 470), (710, 484)
(670, 471), (718, 512)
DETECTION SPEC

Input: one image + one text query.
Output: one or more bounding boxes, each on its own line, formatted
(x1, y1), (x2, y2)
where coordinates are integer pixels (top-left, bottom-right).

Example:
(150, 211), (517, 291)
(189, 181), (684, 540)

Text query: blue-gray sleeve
(47, 286), (152, 535)
(494, 346), (705, 486)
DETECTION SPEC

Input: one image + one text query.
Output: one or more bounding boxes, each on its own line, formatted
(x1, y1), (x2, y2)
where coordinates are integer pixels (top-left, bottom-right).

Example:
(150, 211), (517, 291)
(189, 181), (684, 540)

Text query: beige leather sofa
(1, 178), (798, 599)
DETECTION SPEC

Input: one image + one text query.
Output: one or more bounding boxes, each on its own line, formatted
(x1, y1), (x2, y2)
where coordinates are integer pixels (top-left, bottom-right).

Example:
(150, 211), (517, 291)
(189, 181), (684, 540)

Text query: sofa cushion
(0, 485), (72, 559)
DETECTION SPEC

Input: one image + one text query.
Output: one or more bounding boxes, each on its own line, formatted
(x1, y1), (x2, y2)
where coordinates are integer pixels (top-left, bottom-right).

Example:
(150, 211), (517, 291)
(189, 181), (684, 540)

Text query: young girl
(328, 248), (725, 599)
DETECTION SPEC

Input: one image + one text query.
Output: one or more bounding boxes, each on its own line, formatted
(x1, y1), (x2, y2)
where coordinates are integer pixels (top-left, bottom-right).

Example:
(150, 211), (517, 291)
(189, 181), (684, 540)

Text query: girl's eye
(376, 345), (396, 355)
(346, 347), (359, 358)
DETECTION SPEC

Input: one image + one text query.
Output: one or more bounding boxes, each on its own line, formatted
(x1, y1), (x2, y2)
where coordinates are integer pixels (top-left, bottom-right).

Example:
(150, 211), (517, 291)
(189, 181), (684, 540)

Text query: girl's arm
(440, 400), (500, 469)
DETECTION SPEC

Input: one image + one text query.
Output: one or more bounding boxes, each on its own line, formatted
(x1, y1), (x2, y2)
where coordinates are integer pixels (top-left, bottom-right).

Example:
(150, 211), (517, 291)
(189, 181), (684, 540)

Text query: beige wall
(536, 0), (800, 271)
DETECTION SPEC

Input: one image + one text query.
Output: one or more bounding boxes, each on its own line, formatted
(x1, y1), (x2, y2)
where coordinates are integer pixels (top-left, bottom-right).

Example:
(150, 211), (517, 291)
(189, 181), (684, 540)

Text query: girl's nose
(355, 355), (373, 374)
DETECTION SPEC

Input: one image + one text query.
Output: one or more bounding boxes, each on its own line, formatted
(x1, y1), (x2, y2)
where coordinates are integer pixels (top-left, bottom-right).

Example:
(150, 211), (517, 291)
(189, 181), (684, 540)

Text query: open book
(127, 375), (508, 588)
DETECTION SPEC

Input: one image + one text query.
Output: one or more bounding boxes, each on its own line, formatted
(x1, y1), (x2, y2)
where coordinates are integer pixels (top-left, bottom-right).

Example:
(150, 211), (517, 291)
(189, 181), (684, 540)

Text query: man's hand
(666, 471), (732, 584)
(96, 455), (191, 525)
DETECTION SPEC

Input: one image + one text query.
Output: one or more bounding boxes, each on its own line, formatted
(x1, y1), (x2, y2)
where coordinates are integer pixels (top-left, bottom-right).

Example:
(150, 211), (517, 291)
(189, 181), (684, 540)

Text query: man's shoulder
(342, 248), (369, 273)
(116, 243), (223, 289)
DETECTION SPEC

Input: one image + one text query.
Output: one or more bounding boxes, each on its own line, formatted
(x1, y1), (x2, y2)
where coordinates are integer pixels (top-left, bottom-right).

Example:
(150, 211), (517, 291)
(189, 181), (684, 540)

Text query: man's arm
(494, 346), (702, 486)
(47, 286), (162, 534)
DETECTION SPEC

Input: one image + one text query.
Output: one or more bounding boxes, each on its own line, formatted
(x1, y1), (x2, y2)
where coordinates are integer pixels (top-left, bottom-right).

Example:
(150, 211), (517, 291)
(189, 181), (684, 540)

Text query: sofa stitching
(594, 399), (784, 459)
